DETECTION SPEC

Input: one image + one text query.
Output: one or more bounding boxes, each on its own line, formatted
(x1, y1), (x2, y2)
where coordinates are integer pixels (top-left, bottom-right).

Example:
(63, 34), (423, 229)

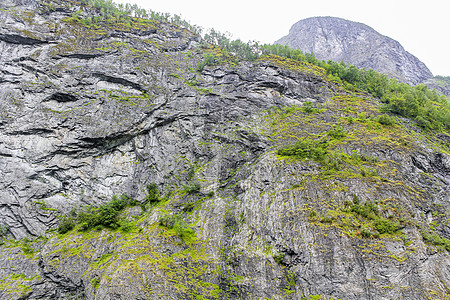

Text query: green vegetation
(64, 0), (201, 34)
(309, 196), (402, 238)
(20, 238), (35, 256)
(276, 125), (381, 175)
(0, 223), (8, 238)
(60, 0), (449, 133)
(373, 218), (400, 235)
(197, 53), (216, 71)
(182, 181), (201, 194)
(375, 114), (396, 126)
(278, 138), (328, 162)
(343, 197), (400, 236)
(434, 75), (450, 84)
(197, 40), (449, 133)
(327, 125), (347, 139)
(259, 45), (449, 132)
(202, 36), (448, 132)
(422, 232), (450, 251)
(158, 213), (196, 244)
(57, 193), (137, 234)
(56, 183), (170, 234)
(145, 183), (160, 204)
(57, 216), (76, 234)
(301, 101), (322, 114)
(0, 272), (40, 298)
(273, 253), (284, 265)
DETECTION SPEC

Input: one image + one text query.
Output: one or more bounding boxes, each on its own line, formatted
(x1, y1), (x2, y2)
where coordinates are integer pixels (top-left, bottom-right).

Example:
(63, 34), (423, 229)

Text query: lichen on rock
(0, 1), (449, 300)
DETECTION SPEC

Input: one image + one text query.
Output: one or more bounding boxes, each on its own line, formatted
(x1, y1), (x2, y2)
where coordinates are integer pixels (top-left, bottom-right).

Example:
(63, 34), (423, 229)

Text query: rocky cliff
(276, 17), (434, 86)
(1, 1), (450, 300)
(425, 76), (450, 97)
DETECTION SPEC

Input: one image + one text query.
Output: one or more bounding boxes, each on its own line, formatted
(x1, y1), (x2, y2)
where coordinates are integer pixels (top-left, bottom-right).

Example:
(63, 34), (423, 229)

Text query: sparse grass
(158, 213), (196, 244)
(183, 182), (201, 194)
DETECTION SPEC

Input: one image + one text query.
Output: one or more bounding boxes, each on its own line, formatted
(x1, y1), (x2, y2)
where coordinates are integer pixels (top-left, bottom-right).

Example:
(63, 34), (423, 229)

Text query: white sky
(115, 0), (450, 76)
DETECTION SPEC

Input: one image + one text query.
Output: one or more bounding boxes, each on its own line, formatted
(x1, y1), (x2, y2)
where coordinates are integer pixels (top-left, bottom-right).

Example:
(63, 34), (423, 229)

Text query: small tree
(146, 183), (160, 204)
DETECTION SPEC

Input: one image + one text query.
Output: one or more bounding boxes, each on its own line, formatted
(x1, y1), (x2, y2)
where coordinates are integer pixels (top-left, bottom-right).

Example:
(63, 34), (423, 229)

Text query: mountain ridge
(276, 16), (434, 86)
(0, 1), (449, 299)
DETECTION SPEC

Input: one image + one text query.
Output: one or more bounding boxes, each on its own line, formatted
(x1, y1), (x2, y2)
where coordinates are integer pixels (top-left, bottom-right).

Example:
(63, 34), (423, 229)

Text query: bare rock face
(276, 16), (433, 85)
(0, 2), (449, 300)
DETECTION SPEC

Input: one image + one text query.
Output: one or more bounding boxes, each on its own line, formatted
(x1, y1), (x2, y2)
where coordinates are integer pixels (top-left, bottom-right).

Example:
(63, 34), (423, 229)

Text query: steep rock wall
(276, 17), (433, 86)
(0, 2), (450, 300)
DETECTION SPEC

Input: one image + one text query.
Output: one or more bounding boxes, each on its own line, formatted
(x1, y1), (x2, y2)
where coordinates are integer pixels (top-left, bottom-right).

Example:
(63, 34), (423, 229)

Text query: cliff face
(276, 17), (434, 86)
(1, 1), (450, 300)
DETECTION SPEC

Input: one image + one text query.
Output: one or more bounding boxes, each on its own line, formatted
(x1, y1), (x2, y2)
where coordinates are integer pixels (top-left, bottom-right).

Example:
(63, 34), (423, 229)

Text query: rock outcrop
(425, 76), (450, 97)
(276, 16), (434, 86)
(1, 1), (450, 300)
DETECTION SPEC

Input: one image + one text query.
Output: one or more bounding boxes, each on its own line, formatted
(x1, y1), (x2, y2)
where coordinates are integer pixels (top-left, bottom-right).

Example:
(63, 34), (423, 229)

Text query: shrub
(324, 152), (343, 171)
(373, 218), (399, 235)
(350, 201), (379, 220)
(182, 202), (195, 212)
(361, 227), (372, 238)
(278, 138), (328, 162)
(98, 204), (120, 228)
(159, 213), (196, 243)
(376, 114), (395, 126)
(327, 125), (347, 139)
(146, 183), (160, 204)
(0, 223), (9, 237)
(183, 182), (201, 194)
(273, 253), (284, 265)
(186, 166), (196, 180)
(110, 194), (129, 211)
(197, 53), (216, 71)
(174, 222), (195, 243)
(57, 217), (75, 234)
(78, 209), (100, 231)
(119, 220), (135, 233)
(301, 101), (320, 114)
(58, 193), (136, 233)
(422, 232), (450, 251)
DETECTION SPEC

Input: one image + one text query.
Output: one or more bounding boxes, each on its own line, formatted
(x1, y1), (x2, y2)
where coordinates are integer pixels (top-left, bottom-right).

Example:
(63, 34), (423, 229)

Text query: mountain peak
(276, 16), (433, 85)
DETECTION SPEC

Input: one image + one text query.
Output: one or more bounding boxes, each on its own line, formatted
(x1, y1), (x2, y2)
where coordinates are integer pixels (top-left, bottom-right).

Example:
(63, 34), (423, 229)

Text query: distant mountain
(1, 2), (449, 299)
(276, 16), (433, 86)
(425, 76), (450, 97)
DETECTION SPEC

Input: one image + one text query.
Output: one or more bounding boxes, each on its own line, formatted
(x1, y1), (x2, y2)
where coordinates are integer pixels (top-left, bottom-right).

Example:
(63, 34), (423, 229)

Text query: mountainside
(276, 17), (433, 86)
(426, 76), (450, 97)
(1, 1), (450, 300)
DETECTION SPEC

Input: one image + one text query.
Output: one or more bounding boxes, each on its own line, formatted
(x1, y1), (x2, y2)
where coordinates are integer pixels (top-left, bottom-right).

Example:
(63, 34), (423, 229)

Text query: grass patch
(159, 213), (196, 244)
(422, 232), (450, 251)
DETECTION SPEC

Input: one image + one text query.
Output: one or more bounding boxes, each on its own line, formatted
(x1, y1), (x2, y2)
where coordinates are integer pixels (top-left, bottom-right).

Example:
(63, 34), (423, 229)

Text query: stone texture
(276, 16), (433, 85)
(0, 1), (449, 300)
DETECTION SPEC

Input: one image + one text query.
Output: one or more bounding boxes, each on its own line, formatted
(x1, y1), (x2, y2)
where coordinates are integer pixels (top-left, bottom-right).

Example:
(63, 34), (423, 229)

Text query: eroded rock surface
(276, 16), (433, 85)
(0, 1), (449, 300)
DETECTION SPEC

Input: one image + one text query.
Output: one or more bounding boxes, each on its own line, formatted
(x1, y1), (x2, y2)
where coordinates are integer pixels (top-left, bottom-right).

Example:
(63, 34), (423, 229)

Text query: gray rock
(0, 2), (449, 300)
(424, 76), (450, 97)
(276, 16), (433, 85)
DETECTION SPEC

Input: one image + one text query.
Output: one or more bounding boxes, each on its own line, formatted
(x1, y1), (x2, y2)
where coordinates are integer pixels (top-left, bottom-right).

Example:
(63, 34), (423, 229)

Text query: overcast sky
(115, 0), (449, 76)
